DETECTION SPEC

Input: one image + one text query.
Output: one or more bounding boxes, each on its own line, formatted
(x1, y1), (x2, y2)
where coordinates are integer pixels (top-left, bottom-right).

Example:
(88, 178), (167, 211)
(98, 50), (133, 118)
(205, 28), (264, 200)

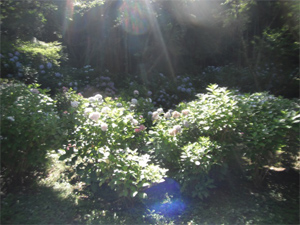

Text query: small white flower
(116, 103), (122, 107)
(157, 108), (164, 114)
(71, 101), (79, 108)
(195, 161), (200, 166)
(181, 109), (190, 116)
(101, 123), (108, 131)
(94, 94), (103, 101)
(146, 98), (152, 103)
(88, 97), (96, 102)
(89, 112), (100, 121)
(169, 125), (182, 136)
(7, 116), (15, 122)
(174, 125), (182, 132)
(172, 111), (181, 119)
(183, 120), (189, 128)
(132, 119), (139, 126)
(152, 111), (160, 121)
(131, 98), (138, 105)
(125, 115), (134, 121)
(164, 111), (172, 119)
(134, 90), (139, 95)
(30, 89), (39, 94)
(84, 107), (93, 116)
(101, 106), (111, 114)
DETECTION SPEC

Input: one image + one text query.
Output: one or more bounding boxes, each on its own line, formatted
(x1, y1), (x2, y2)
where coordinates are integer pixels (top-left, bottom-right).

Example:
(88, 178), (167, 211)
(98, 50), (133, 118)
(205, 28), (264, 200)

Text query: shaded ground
(1, 166), (299, 224)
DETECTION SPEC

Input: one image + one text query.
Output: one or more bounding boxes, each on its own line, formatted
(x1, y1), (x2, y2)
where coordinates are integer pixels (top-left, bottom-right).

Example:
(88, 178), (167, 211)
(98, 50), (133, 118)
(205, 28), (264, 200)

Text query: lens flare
(144, 178), (186, 217)
(119, 1), (149, 35)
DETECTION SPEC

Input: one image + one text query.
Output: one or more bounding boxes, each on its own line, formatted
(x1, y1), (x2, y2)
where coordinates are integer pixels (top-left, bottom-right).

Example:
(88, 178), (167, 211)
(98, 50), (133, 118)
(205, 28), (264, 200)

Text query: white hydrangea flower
(7, 116), (15, 122)
(169, 125), (182, 136)
(164, 111), (172, 119)
(94, 94), (103, 101)
(71, 101), (79, 108)
(131, 98), (138, 105)
(84, 107), (93, 116)
(132, 119), (139, 126)
(183, 120), (189, 128)
(30, 89), (40, 94)
(101, 106), (111, 114)
(182, 109), (190, 116)
(101, 123), (108, 131)
(152, 111), (160, 121)
(89, 112), (100, 121)
(133, 90), (139, 95)
(88, 96), (96, 102)
(172, 111), (181, 119)
(157, 108), (164, 114)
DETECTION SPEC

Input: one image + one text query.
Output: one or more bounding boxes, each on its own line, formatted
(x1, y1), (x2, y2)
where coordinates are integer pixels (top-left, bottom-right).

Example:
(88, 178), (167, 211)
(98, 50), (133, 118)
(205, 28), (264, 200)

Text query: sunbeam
(62, 0), (75, 38)
(144, 0), (175, 78)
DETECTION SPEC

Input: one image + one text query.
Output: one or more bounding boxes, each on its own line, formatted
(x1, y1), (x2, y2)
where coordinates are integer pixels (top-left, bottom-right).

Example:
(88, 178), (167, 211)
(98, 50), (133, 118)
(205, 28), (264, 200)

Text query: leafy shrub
(14, 39), (66, 67)
(0, 80), (61, 183)
(178, 137), (224, 199)
(149, 84), (299, 197)
(58, 92), (167, 199)
(236, 92), (299, 186)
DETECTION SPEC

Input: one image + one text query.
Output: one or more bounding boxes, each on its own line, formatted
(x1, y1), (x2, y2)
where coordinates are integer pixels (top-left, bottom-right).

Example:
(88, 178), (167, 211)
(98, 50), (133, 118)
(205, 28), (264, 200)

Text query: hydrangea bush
(0, 80), (61, 184)
(148, 84), (299, 197)
(58, 91), (167, 199)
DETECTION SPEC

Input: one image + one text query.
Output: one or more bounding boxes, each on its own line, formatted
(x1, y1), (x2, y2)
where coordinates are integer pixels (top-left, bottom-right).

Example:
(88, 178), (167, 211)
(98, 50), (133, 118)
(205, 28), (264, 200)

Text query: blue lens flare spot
(144, 178), (186, 217)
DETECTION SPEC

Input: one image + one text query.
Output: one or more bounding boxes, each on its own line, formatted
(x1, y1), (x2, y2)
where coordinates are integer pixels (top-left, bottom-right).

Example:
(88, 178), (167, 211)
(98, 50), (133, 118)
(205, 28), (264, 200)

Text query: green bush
(58, 92), (167, 199)
(0, 80), (61, 183)
(149, 84), (299, 197)
(236, 92), (299, 186)
(178, 137), (224, 199)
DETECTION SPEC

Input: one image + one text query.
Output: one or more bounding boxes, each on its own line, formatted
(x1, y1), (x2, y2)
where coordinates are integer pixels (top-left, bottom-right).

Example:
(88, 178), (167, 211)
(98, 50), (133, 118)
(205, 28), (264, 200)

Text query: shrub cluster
(1, 80), (298, 200)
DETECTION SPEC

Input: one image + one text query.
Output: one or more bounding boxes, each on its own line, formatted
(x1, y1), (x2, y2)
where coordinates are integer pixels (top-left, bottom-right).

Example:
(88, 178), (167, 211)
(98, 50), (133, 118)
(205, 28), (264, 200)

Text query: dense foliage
(0, 81), (62, 183)
(0, 0), (299, 97)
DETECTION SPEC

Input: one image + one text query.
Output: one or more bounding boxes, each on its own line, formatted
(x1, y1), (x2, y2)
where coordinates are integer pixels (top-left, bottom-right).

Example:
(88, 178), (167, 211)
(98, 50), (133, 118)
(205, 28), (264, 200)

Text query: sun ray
(144, 0), (175, 78)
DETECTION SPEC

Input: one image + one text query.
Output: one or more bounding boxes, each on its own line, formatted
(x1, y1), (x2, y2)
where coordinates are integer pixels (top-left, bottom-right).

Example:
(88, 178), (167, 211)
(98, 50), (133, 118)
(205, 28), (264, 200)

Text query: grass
(1, 152), (299, 224)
